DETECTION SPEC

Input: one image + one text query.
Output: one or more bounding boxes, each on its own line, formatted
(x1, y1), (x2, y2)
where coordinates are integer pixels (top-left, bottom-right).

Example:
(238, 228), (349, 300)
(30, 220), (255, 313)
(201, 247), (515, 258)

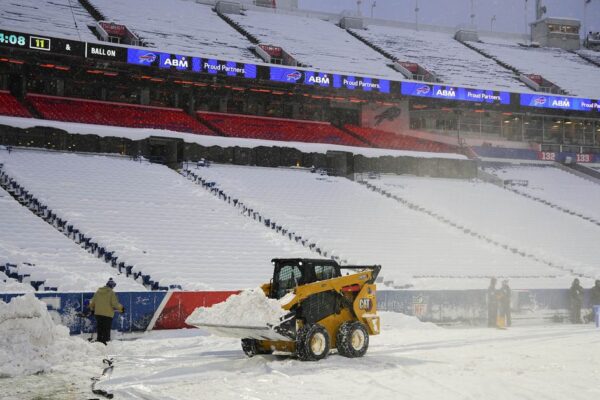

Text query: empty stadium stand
(364, 173), (600, 284)
(1, 0), (99, 43)
(88, 0), (258, 62)
(344, 125), (458, 153)
(349, 25), (529, 92)
(198, 112), (367, 147)
(26, 94), (214, 134)
(0, 165), (141, 292)
(228, 10), (405, 78)
(196, 163), (563, 289)
(0, 91), (31, 118)
(0, 149), (314, 291)
(469, 38), (600, 98)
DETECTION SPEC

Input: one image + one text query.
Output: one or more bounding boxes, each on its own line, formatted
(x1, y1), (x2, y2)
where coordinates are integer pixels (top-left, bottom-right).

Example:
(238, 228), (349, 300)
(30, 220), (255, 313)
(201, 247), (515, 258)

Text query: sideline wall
(1, 289), (594, 335)
(0, 125), (477, 179)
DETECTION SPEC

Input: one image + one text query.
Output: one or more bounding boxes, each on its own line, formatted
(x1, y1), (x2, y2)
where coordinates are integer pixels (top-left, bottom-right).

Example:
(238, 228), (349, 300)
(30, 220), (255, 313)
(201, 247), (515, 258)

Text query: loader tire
(336, 321), (369, 358)
(241, 339), (272, 357)
(296, 324), (330, 361)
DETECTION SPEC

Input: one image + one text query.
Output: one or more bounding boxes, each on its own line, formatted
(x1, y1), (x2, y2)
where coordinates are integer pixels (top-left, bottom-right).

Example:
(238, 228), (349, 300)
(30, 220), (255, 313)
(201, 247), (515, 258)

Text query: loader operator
(90, 278), (124, 344)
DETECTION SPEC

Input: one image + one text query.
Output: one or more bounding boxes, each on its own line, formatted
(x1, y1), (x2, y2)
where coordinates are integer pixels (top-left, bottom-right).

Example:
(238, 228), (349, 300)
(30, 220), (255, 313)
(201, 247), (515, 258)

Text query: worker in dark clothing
(569, 278), (584, 324)
(487, 278), (498, 327)
(590, 280), (600, 322)
(498, 280), (512, 328)
(90, 278), (124, 344)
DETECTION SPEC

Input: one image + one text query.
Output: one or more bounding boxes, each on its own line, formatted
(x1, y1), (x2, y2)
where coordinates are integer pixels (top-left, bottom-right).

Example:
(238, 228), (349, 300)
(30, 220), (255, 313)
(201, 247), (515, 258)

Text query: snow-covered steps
(0, 149), (313, 291)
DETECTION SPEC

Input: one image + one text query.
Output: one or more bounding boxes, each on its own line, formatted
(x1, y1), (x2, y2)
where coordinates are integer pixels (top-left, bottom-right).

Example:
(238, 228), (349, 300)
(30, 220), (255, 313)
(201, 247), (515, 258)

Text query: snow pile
(0, 294), (98, 377)
(379, 311), (441, 331)
(186, 288), (287, 328)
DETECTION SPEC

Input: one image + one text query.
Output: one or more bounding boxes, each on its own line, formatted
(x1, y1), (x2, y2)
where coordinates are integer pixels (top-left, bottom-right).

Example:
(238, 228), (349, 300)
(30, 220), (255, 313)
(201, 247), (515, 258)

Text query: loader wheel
(241, 339), (272, 357)
(296, 324), (330, 361)
(336, 321), (369, 358)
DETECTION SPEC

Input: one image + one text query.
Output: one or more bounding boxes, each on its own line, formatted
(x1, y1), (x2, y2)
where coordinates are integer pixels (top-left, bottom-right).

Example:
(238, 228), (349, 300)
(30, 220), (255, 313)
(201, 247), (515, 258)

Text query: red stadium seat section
(344, 125), (458, 154)
(0, 90), (32, 118)
(198, 112), (367, 147)
(26, 94), (214, 135)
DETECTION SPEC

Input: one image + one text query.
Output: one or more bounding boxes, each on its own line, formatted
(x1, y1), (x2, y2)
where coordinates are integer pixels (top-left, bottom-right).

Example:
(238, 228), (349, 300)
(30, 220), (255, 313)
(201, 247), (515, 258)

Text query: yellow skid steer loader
(191, 258), (381, 361)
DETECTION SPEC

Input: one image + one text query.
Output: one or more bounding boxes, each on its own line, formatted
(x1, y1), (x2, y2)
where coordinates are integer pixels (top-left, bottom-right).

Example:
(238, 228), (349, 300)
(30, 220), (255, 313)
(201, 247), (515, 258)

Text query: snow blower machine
(191, 258), (381, 361)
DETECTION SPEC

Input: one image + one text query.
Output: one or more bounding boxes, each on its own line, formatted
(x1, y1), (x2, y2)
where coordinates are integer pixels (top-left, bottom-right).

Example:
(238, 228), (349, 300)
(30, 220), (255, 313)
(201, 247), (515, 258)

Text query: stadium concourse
(1, 0), (600, 398)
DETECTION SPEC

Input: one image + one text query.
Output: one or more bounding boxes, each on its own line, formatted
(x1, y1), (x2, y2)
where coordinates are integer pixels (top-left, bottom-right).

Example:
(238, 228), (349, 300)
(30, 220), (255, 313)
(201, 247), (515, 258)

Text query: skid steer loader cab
(270, 259), (341, 299)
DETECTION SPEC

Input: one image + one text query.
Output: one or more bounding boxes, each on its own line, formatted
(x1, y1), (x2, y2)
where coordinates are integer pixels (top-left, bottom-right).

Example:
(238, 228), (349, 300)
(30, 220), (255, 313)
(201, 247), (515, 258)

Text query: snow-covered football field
(2, 312), (599, 400)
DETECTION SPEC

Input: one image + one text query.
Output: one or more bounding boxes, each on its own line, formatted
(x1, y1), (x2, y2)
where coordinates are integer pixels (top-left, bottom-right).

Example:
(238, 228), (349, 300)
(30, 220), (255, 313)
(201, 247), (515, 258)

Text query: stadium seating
(349, 26), (529, 92)
(0, 165), (141, 292)
(27, 94), (214, 135)
(199, 112), (367, 147)
(0, 149), (314, 291)
(469, 39), (600, 99)
(0, 91), (32, 118)
(344, 125), (458, 153)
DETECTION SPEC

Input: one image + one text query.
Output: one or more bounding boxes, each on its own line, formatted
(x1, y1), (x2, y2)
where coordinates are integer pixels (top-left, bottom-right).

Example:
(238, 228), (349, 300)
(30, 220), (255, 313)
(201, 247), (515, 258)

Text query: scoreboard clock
(0, 30), (51, 51)
(0, 31), (27, 48)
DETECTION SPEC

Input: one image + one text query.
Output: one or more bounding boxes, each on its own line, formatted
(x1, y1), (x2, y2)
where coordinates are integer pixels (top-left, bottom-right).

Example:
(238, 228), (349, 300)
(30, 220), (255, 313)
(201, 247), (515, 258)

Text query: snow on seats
(0, 0), (99, 42)
(197, 164), (565, 290)
(0, 185), (141, 292)
(365, 173), (600, 284)
(350, 25), (529, 92)
(228, 10), (405, 79)
(0, 150), (314, 290)
(470, 38), (600, 99)
(88, 0), (258, 62)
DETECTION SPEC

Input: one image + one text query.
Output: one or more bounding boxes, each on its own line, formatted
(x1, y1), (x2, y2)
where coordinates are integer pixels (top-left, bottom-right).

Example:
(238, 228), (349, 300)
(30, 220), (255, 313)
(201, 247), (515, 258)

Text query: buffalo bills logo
(139, 53), (157, 63)
(533, 97), (547, 106)
(416, 85), (431, 95)
(286, 71), (302, 81)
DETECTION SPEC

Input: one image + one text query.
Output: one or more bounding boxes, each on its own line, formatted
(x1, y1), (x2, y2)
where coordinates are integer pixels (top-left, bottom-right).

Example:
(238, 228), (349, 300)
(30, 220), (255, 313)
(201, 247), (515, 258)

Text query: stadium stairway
(77, 0), (106, 21)
(216, 9), (260, 45)
(498, 180), (600, 227)
(0, 163), (172, 291)
(574, 51), (600, 69)
(557, 162), (600, 185)
(359, 179), (588, 280)
(179, 164), (397, 284)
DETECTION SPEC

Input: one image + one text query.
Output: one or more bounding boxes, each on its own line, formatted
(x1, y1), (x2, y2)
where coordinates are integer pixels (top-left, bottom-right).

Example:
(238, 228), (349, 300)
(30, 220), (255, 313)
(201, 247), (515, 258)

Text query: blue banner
(520, 93), (600, 112)
(269, 66), (390, 93)
(127, 48), (257, 78)
(401, 82), (511, 104)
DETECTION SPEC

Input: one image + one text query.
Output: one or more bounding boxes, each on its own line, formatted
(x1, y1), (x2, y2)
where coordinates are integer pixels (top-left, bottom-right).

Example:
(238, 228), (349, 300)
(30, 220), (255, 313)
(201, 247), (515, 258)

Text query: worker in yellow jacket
(90, 278), (124, 344)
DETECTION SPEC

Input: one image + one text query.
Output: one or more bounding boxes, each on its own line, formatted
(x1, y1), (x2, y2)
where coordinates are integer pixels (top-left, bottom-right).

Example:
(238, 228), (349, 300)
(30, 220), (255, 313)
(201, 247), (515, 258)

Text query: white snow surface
(578, 49), (600, 65)
(229, 10), (405, 79)
(0, 116), (466, 160)
(88, 0), (258, 62)
(0, 186), (141, 292)
(470, 39), (600, 99)
(197, 164), (564, 289)
(186, 287), (286, 328)
(83, 314), (600, 400)
(0, 0), (99, 43)
(367, 173), (600, 285)
(488, 164), (600, 223)
(352, 25), (529, 92)
(0, 294), (101, 378)
(0, 149), (315, 290)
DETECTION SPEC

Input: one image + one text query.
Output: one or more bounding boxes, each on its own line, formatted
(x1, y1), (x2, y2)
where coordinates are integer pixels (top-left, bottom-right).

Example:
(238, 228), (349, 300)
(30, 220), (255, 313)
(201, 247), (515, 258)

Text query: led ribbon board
(520, 94), (600, 112)
(401, 82), (511, 104)
(269, 67), (390, 93)
(127, 48), (257, 78)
